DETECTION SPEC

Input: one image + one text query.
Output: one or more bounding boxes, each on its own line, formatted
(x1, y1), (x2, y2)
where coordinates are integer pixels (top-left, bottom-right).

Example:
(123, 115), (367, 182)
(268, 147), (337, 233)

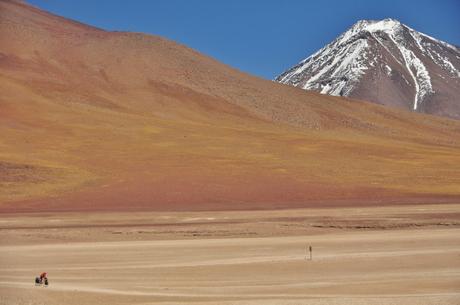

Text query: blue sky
(28, 0), (460, 80)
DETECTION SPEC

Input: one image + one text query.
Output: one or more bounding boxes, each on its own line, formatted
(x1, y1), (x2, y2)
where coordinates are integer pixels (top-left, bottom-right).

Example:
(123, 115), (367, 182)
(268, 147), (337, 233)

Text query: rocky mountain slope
(276, 19), (460, 119)
(1, 1), (460, 212)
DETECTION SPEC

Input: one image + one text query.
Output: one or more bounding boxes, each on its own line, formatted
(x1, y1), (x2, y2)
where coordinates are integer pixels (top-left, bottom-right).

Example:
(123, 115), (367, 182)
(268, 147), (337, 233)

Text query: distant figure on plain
(305, 245), (312, 260)
(35, 272), (48, 286)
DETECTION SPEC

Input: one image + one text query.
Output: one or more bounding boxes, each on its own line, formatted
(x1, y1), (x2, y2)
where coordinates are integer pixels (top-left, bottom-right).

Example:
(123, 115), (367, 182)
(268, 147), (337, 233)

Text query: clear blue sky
(28, 0), (460, 80)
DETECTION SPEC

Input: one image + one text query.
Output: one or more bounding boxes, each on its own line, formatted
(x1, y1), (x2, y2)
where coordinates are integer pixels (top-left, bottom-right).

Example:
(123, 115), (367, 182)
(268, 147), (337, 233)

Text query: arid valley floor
(1, 204), (459, 305)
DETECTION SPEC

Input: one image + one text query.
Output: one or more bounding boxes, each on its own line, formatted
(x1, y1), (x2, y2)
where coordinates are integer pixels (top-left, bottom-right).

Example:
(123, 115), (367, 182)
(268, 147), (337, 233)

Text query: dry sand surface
(1, 204), (459, 305)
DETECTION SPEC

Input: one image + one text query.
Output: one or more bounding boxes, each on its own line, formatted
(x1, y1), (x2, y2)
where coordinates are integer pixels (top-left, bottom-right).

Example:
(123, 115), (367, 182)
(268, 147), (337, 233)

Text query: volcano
(276, 19), (460, 119)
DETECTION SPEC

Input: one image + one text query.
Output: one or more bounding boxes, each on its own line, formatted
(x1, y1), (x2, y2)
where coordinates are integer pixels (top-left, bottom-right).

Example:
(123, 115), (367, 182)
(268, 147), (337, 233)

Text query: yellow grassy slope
(1, 0), (460, 211)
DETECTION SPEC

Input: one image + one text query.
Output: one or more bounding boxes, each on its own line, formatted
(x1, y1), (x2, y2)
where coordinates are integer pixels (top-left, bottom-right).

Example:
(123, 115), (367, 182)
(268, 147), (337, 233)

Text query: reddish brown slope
(1, 0), (460, 212)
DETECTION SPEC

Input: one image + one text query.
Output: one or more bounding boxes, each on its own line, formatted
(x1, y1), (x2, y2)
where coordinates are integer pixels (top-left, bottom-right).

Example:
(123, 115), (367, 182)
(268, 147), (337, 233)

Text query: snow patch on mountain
(397, 44), (434, 110)
(385, 65), (392, 76)
(385, 26), (434, 110)
(303, 39), (370, 96)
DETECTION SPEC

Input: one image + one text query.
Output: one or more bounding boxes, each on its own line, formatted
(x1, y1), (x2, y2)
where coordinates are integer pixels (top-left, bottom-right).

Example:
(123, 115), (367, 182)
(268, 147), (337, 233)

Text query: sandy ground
(1, 204), (460, 305)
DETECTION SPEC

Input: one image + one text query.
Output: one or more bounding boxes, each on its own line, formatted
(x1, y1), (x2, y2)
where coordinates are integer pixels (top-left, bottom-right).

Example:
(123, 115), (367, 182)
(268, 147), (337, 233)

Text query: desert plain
(1, 203), (459, 305)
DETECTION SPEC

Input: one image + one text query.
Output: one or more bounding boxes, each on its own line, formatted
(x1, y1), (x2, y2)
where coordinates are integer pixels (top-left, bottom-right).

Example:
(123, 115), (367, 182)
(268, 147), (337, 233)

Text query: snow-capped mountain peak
(338, 19), (401, 45)
(276, 19), (460, 119)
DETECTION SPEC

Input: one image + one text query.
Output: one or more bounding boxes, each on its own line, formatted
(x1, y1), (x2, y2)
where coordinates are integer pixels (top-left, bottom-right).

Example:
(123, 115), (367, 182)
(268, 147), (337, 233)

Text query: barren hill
(1, 0), (460, 212)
